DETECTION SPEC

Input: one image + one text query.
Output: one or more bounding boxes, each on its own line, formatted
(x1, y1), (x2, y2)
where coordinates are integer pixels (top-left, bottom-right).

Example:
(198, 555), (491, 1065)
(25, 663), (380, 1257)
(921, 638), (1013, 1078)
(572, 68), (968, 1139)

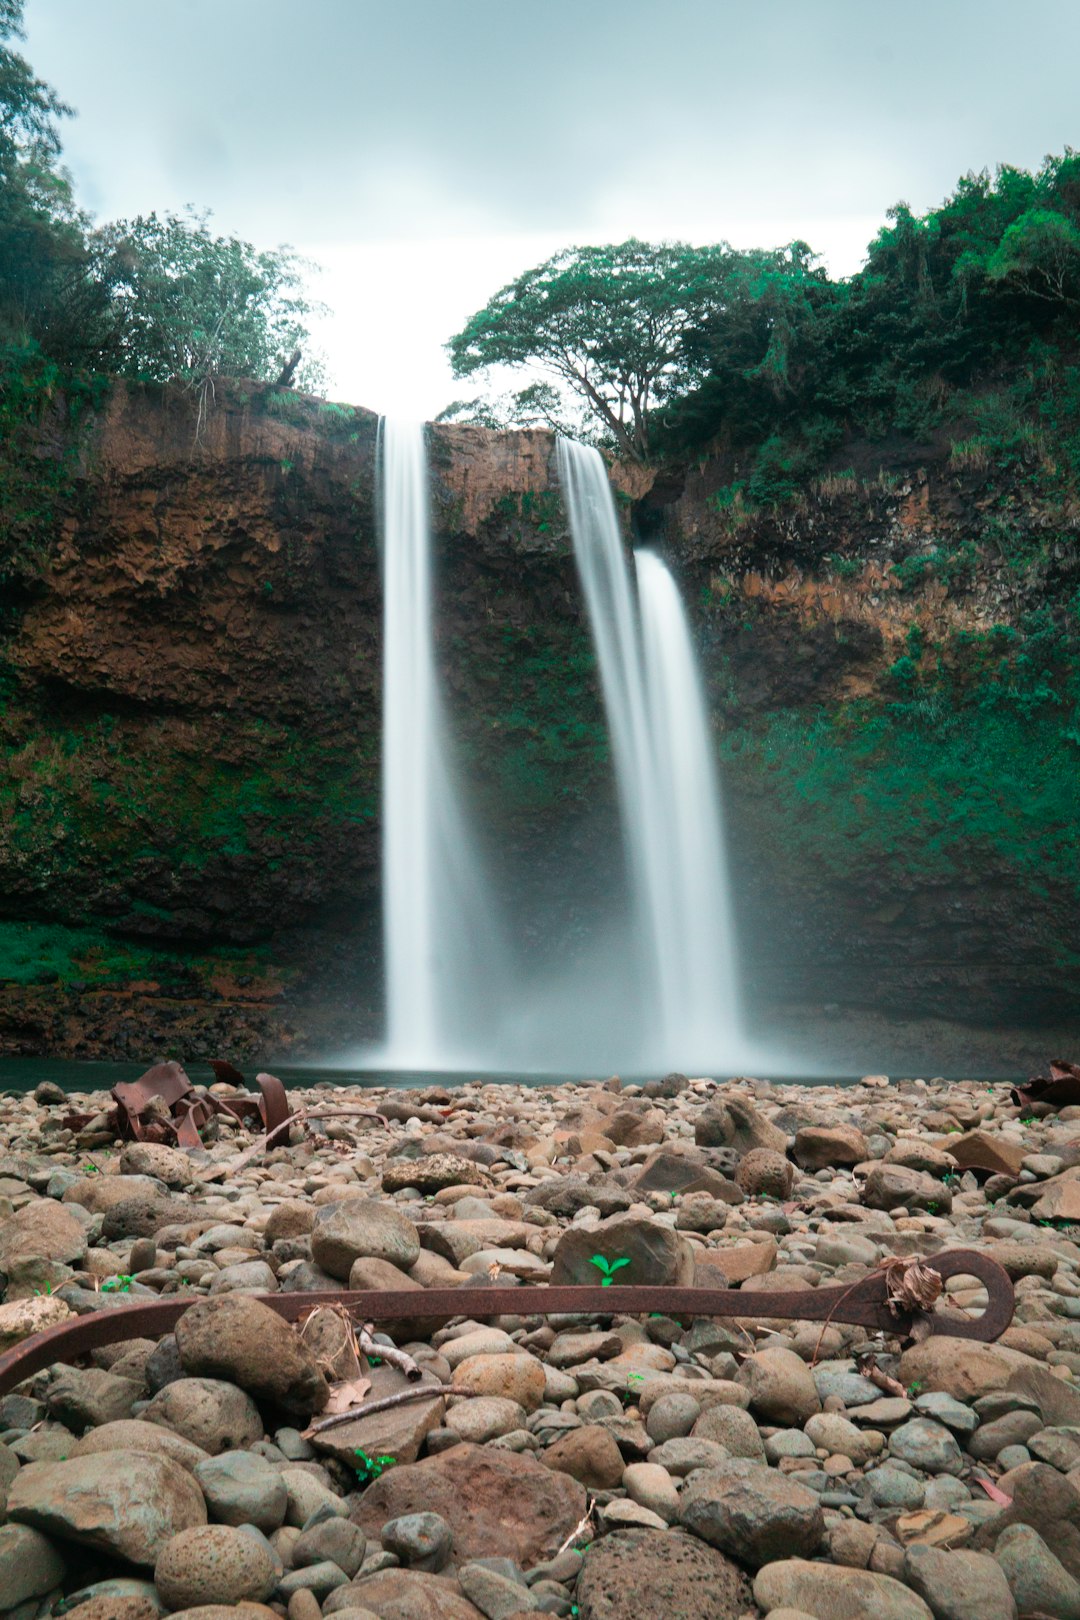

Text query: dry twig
(301, 1382), (442, 1439)
(358, 1322), (422, 1382)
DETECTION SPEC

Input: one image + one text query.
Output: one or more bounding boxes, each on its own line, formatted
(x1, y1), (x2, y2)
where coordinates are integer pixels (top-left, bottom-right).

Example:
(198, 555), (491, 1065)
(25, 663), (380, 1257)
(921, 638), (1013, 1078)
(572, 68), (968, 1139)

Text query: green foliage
(96, 209), (325, 394)
(588, 1254), (630, 1285)
(0, 708), (377, 920)
(100, 1274), (133, 1293)
(450, 151), (1080, 491)
(721, 611), (1080, 902)
(353, 1449), (395, 1484)
(0, 343), (107, 591)
(447, 239), (734, 460)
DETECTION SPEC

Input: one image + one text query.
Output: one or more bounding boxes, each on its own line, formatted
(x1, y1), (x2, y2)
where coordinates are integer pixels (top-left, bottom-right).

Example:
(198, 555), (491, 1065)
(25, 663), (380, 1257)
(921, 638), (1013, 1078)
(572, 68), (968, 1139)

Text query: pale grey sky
(24, 0), (1080, 414)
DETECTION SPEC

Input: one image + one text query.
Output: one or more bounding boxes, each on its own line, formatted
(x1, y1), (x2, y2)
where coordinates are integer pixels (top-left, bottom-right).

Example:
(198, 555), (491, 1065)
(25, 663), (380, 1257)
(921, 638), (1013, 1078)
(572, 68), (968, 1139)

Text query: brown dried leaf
(879, 1255), (943, 1318)
(322, 1376), (372, 1414)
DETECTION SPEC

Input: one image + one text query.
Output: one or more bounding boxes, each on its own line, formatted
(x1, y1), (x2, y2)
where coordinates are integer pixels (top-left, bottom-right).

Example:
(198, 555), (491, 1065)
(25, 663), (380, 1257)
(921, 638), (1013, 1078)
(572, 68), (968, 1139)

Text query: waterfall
(376, 420), (748, 1074)
(635, 549), (740, 1055)
(557, 438), (745, 1067)
(380, 418), (504, 1066)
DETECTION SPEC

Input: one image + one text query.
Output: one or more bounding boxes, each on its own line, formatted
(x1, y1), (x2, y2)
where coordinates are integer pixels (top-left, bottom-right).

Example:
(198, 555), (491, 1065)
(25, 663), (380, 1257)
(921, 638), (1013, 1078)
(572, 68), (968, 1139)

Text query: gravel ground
(0, 1067), (1079, 1620)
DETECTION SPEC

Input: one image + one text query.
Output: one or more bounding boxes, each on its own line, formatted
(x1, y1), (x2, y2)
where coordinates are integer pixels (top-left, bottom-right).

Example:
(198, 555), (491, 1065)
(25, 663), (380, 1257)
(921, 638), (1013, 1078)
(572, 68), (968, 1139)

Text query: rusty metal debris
(0, 1248), (1014, 1399)
(1011, 1059), (1080, 1112)
(63, 1060), (291, 1149)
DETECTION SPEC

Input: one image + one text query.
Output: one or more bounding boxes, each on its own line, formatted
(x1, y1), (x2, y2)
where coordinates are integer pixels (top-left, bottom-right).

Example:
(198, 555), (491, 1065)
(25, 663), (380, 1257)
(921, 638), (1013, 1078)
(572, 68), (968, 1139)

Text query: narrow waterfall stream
(379, 418), (504, 1066)
(557, 438), (747, 1067)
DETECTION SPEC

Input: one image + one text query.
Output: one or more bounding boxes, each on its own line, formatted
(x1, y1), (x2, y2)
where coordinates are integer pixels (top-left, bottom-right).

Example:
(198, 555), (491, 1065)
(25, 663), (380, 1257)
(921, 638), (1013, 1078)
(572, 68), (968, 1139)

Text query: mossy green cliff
(0, 373), (1076, 1058)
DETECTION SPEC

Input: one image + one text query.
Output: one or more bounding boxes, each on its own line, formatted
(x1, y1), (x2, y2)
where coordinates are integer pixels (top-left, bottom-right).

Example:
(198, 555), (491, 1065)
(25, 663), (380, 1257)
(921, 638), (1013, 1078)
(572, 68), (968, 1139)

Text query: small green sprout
(588, 1254), (631, 1286)
(907, 1380), (924, 1397)
(354, 1448), (396, 1484)
(101, 1274), (133, 1294)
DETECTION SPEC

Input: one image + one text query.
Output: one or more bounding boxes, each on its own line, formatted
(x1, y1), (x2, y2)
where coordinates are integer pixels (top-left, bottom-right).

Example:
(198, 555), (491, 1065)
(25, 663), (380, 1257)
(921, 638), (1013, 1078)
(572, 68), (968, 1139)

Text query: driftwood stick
(358, 1322), (422, 1382)
(199, 1107), (388, 1182)
(303, 1382), (442, 1438)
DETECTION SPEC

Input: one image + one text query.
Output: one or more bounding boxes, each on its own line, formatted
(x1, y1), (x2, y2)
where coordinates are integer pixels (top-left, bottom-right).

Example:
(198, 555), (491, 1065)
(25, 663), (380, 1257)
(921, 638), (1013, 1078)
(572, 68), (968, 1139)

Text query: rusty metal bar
(0, 1249), (1012, 1397)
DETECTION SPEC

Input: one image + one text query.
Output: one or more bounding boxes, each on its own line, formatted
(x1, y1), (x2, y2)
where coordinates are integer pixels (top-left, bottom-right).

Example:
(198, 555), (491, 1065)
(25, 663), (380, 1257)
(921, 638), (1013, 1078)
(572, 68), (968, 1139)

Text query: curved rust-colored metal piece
(253, 1070), (291, 1138)
(0, 1249), (1012, 1398)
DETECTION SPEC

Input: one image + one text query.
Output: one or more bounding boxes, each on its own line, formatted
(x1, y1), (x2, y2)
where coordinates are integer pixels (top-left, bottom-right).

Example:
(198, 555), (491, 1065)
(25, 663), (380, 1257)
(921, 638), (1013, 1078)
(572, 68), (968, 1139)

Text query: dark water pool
(0, 1055), (1016, 1097)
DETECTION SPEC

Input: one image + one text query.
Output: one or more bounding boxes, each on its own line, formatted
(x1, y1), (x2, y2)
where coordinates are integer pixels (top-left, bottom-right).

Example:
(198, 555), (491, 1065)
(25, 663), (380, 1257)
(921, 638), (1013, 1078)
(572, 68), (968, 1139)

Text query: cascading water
(379, 417), (505, 1066)
(376, 420), (752, 1074)
(557, 438), (748, 1068)
(635, 549), (741, 1056)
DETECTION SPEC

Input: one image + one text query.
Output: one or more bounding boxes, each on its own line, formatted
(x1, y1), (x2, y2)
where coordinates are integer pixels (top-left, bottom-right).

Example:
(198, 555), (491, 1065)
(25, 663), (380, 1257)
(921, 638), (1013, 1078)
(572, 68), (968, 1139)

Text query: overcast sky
(24, 0), (1080, 416)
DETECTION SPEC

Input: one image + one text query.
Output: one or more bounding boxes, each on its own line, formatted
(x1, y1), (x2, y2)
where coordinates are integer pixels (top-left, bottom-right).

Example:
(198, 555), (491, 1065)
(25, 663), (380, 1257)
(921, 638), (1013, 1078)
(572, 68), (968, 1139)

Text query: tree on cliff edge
(446, 239), (732, 461)
(97, 209), (326, 399)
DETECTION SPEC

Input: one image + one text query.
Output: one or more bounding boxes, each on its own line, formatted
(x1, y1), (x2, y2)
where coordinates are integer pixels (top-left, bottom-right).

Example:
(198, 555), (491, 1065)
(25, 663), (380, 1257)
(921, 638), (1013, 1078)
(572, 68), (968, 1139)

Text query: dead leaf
(879, 1255), (943, 1317)
(322, 1376), (372, 1414)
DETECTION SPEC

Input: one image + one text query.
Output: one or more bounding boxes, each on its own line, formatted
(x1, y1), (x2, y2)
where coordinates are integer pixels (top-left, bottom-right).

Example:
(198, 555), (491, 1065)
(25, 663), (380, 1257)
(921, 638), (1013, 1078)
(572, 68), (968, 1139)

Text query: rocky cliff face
(0, 380), (1075, 1063)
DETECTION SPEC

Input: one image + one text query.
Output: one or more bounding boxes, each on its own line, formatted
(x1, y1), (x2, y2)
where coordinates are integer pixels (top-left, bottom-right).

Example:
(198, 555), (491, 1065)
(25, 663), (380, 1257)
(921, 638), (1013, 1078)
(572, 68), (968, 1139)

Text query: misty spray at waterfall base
(375, 420), (766, 1074)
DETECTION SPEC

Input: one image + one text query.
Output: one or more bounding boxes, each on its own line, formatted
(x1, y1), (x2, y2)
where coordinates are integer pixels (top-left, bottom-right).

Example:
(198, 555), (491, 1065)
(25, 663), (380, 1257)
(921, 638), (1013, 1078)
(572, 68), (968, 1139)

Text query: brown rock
(142, 1377), (264, 1454)
(100, 1194), (196, 1241)
(71, 1419), (209, 1473)
(382, 1155), (486, 1195)
(734, 1149), (794, 1198)
(310, 1363), (446, 1469)
(541, 1425), (624, 1488)
(793, 1124), (869, 1170)
(631, 1145), (721, 1195)
(311, 1200), (421, 1280)
(1007, 1363), (1080, 1428)
(450, 1352), (546, 1412)
(0, 1200), (88, 1268)
(351, 1444), (587, 1570)
(175, 1295), (329, 1417)
(61, 1598), (159, 1620)
(754, 1560), (933, 1620)
(417, 1220), (533, 1269)
(62, 1173), (162, 1213)
(264, 1200), (316, 1242)
(8, 1450), (206, 1565)
(737, 1347), (821, 1425)
(1032, 1178), (1080, 1222)
(694, 1238), (777, 1286)
(154, 1523), (278, 1609)
(575, 1528), (751, 1620)
(119, 1141), (195, 1185)
(863, 1164), (952, 1214)
(898, 1337), (1035, 1402)
(343, 1570), (484, 1620)
(694, 1095), (787, 1154)
(945, 1130), (1026, 1178)
(603, 1109), (665, 1149)
(550, 1214), (695, 1287)
(971, 1461), (1080, 1580)
(0, 1294), (74, 1349)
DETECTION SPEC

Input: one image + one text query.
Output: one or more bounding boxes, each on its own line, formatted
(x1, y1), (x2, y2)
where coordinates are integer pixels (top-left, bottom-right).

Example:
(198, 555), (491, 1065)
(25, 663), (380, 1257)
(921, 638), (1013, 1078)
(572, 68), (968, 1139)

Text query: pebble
(2, 1069), (1079, 1610)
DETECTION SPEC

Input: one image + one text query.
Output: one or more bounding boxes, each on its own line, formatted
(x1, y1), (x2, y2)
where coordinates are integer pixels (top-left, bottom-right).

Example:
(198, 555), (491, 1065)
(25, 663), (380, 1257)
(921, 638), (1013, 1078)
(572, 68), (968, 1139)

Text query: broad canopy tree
(447, 239), (736, 461)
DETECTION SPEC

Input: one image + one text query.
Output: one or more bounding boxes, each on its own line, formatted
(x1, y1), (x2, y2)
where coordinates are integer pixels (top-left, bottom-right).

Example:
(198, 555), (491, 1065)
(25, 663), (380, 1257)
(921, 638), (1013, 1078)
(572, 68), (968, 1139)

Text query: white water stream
(378, 420), (751, 1072)
(379, 418), (504, 1066)
(558, 439), (747, 1068)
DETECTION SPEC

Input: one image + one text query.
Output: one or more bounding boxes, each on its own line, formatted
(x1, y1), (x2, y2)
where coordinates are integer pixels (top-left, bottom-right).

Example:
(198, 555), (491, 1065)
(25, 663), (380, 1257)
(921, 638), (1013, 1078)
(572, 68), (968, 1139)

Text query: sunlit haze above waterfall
(26, 0), (1080, 417)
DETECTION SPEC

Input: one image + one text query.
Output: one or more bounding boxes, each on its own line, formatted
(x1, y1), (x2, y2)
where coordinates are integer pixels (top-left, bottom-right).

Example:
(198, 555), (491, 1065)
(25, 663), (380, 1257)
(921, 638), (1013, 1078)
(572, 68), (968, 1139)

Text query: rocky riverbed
(2, 1068), (1080, 1620)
